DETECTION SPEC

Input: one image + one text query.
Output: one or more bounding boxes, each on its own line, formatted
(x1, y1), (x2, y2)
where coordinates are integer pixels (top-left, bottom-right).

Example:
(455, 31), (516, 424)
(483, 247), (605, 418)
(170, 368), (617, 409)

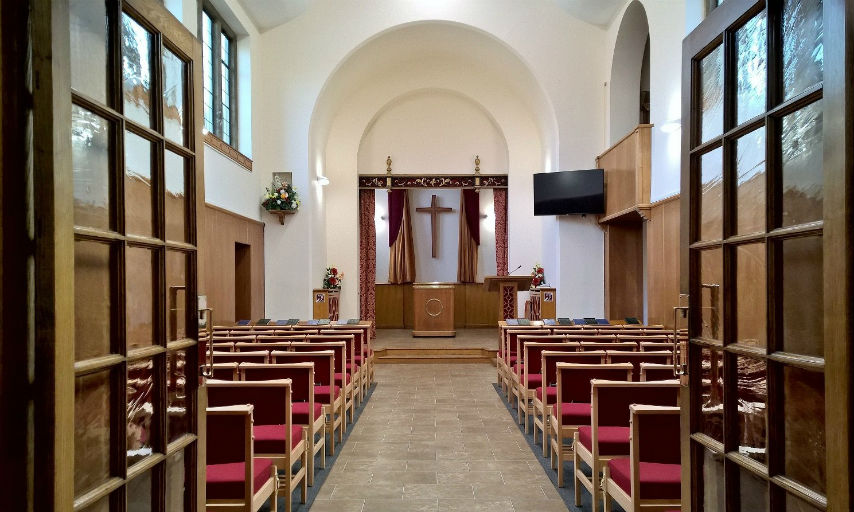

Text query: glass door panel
(700, 46), (725, 143)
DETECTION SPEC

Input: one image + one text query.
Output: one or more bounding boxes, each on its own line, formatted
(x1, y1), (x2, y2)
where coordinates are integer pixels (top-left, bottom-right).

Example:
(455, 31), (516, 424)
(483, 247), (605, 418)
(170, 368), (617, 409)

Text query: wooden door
(68, 0), (203, 510)
(680, 0), (853, 510)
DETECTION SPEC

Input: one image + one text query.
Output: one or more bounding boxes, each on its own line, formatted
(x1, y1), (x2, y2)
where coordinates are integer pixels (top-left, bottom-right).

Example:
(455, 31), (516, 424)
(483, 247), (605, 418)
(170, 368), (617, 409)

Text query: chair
(271, 350), (344, 453)
(580, 341), (638, 352)
(205, 404), (278, 512)
(241, 363), (326, 486)
(312, 333), (362, 407)
(213, 351), (269, 364)
(211, 362), (239, 381)
(518, 341), (572, 434)
(320, 329), (368, 400)
(603, 405), (682, 512)
(549, 363), (634, 487)
(512, 334), (564, 410)
(207, 380), (308, 512)
(212, 342), (234, 352)
(573, 380), (680, 511)
(640, 341), (675, 352)
(535, 350), (606, 456)
(504, 329), (550, 399)
(236, 342), (291, 353)
(606, 351), (674, 381)
(640, 363), (677, 382)
(292, 341), (354, 424)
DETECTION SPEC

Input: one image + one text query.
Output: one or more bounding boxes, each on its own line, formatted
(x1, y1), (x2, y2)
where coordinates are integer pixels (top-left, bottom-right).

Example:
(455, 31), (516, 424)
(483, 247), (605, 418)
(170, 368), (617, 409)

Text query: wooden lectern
(484, 275), (535, 321)
(412, 283), (455, 337)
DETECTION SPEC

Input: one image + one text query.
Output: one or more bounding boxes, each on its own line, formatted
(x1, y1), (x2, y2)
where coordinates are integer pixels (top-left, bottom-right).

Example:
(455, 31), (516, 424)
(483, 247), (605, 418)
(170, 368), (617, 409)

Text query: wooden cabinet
(412, 283), (455, 337)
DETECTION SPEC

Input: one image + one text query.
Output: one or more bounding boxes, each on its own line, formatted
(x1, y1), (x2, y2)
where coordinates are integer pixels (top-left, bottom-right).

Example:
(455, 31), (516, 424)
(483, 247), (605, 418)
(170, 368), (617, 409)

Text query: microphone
(509, 264), (522, 274)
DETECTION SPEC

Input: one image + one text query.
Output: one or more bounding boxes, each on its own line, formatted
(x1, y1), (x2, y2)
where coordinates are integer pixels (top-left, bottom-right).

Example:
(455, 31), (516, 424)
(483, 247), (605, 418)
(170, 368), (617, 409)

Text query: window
(202, 6), (236, 145)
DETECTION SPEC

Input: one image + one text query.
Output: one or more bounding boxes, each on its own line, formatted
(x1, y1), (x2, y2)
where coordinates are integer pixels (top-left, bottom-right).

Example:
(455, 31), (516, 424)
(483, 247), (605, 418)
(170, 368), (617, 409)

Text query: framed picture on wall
(273, 171), (293, 186)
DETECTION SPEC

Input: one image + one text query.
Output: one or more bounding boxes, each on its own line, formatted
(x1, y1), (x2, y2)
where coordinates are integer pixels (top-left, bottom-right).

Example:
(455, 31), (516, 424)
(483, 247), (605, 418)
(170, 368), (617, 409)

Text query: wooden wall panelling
(464, 283), (499, 327)
(596, 125), (652, 219)
(403, 284), (415, 329)
(375, 283), (500, 329)
(198, 204), (264, 323)
(646, 195), (681, 328)
(605, 222), (644, 321)
(374, 284), (404, 328)
(454, 284), (467, 328)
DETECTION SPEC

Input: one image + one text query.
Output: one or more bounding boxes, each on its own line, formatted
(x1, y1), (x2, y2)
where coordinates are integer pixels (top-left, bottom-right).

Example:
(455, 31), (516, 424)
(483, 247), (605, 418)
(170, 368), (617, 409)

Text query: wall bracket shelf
(267, 209), (296, 225)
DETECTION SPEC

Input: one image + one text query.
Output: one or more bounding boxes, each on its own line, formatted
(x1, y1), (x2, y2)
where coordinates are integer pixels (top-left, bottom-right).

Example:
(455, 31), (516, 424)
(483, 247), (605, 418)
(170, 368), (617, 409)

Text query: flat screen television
(533, 169), (605, 216)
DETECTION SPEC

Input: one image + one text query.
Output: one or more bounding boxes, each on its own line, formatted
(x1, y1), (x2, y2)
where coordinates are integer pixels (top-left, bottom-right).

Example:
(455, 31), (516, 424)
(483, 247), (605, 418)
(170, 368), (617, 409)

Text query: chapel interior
(1, 0), (852, 511)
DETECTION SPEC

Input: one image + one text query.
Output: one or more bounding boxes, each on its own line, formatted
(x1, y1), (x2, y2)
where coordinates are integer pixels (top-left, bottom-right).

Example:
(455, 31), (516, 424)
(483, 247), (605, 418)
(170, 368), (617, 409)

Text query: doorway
(235, 242), (252, 321)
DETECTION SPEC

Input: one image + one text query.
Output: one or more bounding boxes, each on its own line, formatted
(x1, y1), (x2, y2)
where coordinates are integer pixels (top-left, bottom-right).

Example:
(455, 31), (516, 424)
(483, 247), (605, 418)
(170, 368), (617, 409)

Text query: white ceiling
(237, 0), (628, 32)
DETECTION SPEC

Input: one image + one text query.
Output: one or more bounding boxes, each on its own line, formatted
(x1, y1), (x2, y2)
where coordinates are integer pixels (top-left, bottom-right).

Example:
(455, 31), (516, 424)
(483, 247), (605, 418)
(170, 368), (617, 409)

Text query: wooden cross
(416, 194), (454, 258)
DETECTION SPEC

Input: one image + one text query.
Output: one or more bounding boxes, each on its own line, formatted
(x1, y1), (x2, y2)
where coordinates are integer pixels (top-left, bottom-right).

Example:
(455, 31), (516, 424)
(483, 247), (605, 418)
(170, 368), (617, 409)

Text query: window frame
(199, 2), (238, 148)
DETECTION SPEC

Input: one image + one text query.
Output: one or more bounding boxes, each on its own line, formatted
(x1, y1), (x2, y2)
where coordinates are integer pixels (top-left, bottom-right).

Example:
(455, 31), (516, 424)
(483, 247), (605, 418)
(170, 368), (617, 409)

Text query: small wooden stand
(312, 288), (339, 320)
(529, 286), (557, 320)
(267, 209), (296, 225)
(412, 283), (455, 337)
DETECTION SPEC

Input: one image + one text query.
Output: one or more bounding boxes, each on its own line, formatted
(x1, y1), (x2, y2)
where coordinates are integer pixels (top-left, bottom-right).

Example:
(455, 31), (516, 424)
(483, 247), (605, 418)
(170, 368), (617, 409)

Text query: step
(374, 348), (497, 364)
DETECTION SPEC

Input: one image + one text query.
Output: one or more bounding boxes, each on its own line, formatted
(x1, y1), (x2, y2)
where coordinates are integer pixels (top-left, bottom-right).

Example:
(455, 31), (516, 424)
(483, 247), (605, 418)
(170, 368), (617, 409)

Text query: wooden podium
(312, 288), (339, 321)
(412, 283), (455, 337)
(484, 275), (535, 321)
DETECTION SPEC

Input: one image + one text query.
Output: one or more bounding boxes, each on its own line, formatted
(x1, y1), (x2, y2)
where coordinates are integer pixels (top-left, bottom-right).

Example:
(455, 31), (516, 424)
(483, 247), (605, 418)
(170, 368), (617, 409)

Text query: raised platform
(373, 328), (498, 364)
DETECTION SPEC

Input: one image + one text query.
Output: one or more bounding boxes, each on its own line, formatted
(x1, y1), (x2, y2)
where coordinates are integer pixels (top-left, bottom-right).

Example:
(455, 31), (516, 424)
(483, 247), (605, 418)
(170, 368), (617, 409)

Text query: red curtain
(494, 188), (508, 275)
(358, 189), (376, 335)
(457, 189), (480, 283)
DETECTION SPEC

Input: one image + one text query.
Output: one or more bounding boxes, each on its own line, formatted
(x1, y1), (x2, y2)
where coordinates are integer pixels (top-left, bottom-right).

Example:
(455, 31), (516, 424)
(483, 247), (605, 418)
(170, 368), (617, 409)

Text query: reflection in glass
(700, 45), (724, 143)
(75, 370), (112, 496)
(700, 347), (724, 442)
(736, 128), (766, 235)
(787, 493), (824, 512)
(72, 105), (111, 230)
(782, 236), (823, 356)
(784, 367), (826, 493)
(75, 241), (112, 361)
(736, 11), (767, 124)
(202, 11), (214, 133)
(127, 358), (155, 466)
(736, 244), (766, 348)
(782, 102), (823, 227)
(739, 466), (770, 511)
(166, 451), (187, 509)
(80, 496), (110, 512)
(737, 356), (767, 464)
(163, 48), (186, 145)
(167, 350), (189, 443)
(221, 33), (232, 144)
(702, 447), (726, 511)
(783, 0), (824, 100)
(127, 470), (152, 512)
(70, 0), (108, 102)
(700, 249), (723, 342)
(165, 151), (187, 242)
(700, 148), (724, 241)
(124, 130), (154, 237)
(167, 251), (188, 341)
(122, 13), (153, 127)
(127, 248), (155, 351)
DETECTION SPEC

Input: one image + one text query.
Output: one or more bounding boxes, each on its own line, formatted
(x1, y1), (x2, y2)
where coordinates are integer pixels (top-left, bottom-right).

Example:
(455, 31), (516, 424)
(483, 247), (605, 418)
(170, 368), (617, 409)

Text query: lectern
(412, 283), (455, 337)
(484, 275), (535, 320)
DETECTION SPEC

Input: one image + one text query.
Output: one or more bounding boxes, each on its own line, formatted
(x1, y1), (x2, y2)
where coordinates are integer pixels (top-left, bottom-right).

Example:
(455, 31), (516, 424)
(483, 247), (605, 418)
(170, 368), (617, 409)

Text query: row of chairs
(204, 329), (375, 512)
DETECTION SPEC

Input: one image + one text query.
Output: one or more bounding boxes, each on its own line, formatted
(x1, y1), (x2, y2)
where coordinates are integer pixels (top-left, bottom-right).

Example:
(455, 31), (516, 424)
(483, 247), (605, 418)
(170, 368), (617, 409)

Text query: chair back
(579, 341), (637, 352)
(254, 334), (306, 343)
(640, 341), (674, 352)
(631, 405), (681, 464)
(212, 350), (268, 364)
(542, 351), (607, 387)
(210, 362), (239, 381)
(606, 351), (673, 381)
(592, 380), (680, 427)
(211, 342), (234, 352)
(523, 343), (572, 386)
(566, 334), (616, 343)
(235, 342), (290, 353)
(555, 363), (633, 404)
(271, 350), (334, 387)
(640, 363), (677, 381)
(291, 341), (347, 375)
(207, 379), (293, 428)
(240, 362), (314, 403)
(206, 405), (252, 465)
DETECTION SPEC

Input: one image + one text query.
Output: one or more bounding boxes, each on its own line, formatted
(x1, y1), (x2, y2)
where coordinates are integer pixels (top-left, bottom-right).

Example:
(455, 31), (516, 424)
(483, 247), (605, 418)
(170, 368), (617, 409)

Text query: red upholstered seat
(552, 402), (591, 425)
(346, 363), (358, 371)
(206, 458), (274, 499)
(334, 372), (352, 385)
(353, 355), (363, 363)
(607, 458), (681, 499)
(253, 424), (303, 453)
(314, 385), (341, 404)
(292, 402), (323, 424)
(535, 386), (557, 404)
(527, 373), (542, 387)
(508, 355), (517, 364)
(578, 426), (631, 456)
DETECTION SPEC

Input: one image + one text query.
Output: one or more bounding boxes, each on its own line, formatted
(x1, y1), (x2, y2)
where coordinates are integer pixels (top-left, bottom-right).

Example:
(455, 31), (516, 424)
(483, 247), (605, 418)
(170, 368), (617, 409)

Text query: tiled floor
(310, 363), (568, 511)
(373, 328), (498, 351)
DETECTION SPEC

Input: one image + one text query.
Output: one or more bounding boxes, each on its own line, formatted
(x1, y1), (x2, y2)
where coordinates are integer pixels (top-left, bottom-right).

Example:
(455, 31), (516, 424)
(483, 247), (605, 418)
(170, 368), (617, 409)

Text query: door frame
(679, 0), (853, 510)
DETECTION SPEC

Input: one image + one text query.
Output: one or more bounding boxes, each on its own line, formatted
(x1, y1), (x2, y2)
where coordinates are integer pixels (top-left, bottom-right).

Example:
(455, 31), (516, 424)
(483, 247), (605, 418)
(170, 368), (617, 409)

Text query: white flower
(290, 202), (296, 208)
(277, 199), (281, 204)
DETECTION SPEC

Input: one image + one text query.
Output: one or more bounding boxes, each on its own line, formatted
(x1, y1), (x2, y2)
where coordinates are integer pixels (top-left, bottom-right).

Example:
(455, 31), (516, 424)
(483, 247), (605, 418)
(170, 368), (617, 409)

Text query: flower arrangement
(531, 263), (545, 289)
(262, 174), (300, 211)
(323, 266), (343, 290)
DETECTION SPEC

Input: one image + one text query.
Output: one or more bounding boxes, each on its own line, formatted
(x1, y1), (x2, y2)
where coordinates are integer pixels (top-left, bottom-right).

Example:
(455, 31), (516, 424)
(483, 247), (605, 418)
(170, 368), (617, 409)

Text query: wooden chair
(535, 350), (606, 456)
(640, 363), (676, 382)
(207, 380), (308, 512)
(319, 330), (367, 403)
(573, 380), (680, 511)
(212, 342), (234, 352)
(518, 341), (572, 434)
(606, 351), (674, 381)
(566, 334), (617, 344)
(603, 405), (682, 512)
(205, 405), (278, 512)
(211, 362), (239, 381)
(548, 363), (634, 487)
(311, 334), (361, 407)
(504, 329), (550, 399)
(235, 342), (291, 353)
(271, 350), (344, 452)
(640, 341), (675, 352)
(212, 351), (269, 364)
(292, 341), (354, 425)
(512, 334), (564, 410)
(580, 341), (638, 352)
(240, 363), (326, 486)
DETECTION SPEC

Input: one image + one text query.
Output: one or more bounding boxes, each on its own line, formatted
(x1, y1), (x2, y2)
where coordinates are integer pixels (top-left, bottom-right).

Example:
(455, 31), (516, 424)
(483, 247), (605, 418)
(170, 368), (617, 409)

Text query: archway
(609, 0), (650, 143)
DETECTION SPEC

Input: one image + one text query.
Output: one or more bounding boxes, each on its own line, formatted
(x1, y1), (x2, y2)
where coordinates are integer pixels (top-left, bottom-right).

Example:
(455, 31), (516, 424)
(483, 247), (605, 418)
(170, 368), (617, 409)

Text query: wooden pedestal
(312, 288), (339, 320)
(412, 283), (455, 337)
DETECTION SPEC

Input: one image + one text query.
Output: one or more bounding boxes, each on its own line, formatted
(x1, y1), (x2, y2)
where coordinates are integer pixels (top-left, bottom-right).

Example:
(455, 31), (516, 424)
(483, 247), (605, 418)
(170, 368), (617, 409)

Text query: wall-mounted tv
(533, 169), (605, 216)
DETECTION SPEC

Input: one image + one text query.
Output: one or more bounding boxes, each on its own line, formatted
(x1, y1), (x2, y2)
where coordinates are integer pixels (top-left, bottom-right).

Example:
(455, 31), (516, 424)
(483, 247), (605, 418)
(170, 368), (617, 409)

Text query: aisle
(309, 363), (568, 511)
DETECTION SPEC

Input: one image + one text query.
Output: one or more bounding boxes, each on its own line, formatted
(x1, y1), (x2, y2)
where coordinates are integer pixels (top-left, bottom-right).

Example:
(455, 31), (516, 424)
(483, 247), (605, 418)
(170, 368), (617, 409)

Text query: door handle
(672, 306), (689, 379)
(200, 307), (214, 379)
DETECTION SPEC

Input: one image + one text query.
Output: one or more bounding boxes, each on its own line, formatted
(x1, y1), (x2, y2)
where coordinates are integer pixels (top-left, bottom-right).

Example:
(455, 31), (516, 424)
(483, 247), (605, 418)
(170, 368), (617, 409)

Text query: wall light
(316, 175), (330, 186)
(660, 119), (682, 133)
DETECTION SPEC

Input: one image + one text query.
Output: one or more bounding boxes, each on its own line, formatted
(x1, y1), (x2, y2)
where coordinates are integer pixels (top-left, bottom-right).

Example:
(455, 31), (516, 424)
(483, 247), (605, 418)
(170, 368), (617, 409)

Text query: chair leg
(573, 434), (582, 506)
(319, 423), (327, 468)
(591, 459), (600, 512)
(301, 450), (308, 503)
(306, 428), (314, 487)
(271, 466), (279, 512)
(542, 408), (550, 458)
(284, 460), (293, 512)
(556, 437), (564, 487)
